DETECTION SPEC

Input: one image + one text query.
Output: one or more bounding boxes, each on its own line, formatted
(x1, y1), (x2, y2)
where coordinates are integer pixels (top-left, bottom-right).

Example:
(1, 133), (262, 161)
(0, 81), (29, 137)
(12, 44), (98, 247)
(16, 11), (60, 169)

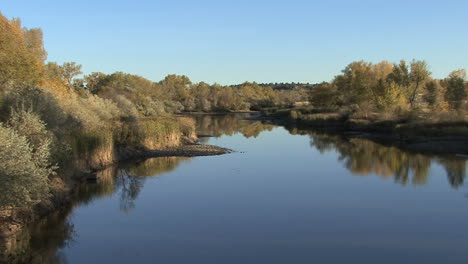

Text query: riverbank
(258, 108), (468, 155)
(176, 110), (260, 116)
(0, 139), (230, 262)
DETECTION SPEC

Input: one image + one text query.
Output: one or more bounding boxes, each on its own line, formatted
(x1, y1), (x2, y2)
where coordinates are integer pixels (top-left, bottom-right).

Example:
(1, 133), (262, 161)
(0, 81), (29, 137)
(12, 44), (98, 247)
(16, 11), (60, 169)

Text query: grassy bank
(0, 113), (196, 236)
(261, 107), (468, 154)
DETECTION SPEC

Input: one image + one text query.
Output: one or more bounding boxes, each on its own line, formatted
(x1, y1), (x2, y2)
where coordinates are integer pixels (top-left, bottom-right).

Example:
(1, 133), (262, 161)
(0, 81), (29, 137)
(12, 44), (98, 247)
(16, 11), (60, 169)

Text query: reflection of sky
(60, 126), (468, 263)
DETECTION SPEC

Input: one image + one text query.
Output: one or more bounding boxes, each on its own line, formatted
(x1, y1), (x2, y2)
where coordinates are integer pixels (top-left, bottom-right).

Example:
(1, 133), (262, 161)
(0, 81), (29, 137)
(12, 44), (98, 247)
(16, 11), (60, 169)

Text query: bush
(0, 123), (53, 207)
(8, 106), (54, 154)
(64, 94), (120, 130)
(112, 95), (140, 118)
(1, 85), (76, 131)
(136, 97), (165, 116)
(177, 116), (196, 137)
(164, 100), (184, 113)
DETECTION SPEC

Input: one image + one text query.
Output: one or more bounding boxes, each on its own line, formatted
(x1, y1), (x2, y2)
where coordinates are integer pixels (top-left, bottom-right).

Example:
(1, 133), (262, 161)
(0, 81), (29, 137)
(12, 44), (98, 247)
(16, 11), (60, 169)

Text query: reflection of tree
(4, 156), (191, 262)
(116, 157), (191, 212)
(74, 166), (118, 206)
(438, 159), (467, 188)
(28, 210), (75, 264)
(74, 157), (192, 213)
(191, 114), (275, 138)
(307, 132), (467, 188)
(128, 157), (190, 177)
(309, 132), (339, 153)
(0, 209), (75, 264)
(116, 169), (145, 213)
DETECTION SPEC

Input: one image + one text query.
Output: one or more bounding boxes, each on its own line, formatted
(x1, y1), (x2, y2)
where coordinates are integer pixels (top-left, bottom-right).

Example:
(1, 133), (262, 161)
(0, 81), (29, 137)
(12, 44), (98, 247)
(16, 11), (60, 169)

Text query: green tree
(424, 80), (439, 107)
(408, 60), (431, 108)
(387, 60), (410, 90)
(334, 61), (375, 107)
(444, 69), (467, 110)
(309, 82), (340, 109)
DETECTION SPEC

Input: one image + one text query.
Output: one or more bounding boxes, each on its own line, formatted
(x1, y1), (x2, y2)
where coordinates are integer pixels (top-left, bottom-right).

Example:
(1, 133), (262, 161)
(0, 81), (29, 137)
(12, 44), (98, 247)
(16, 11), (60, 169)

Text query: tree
(62, 62), (82, 86)
(423, 80), (439, 107)
(160, 74), (192, 101)
(44, 61), (83, 88)
(84, 72), (108, 93)
(388, 60), (410, 89)
(444, 69), (467, 110)
(334, 61), (375, 107)
(22, 27), (47, 62)
(0, 14), (42, 89)
(309, 82), (339, 109)
(44, 62), (64, 81)
(408, 60), (430, 108)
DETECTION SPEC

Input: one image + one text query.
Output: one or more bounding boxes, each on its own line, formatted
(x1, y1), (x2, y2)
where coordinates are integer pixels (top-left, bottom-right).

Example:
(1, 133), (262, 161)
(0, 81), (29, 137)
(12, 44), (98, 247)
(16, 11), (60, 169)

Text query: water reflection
(1, 114), (275, 263)
(190, 114), (275, 140)
(0, 208), (74, 264)
(80, 157), (191, 212)
(293, 129), (467, 188)
(2, 114), (468, 263)
(194, 114), (467, 188)
(1, 156), (190, 263)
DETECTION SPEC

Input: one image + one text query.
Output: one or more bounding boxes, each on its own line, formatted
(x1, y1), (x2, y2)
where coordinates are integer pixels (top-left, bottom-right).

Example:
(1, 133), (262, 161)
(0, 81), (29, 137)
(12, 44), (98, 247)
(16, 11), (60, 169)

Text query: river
(8, 114), (468, 263)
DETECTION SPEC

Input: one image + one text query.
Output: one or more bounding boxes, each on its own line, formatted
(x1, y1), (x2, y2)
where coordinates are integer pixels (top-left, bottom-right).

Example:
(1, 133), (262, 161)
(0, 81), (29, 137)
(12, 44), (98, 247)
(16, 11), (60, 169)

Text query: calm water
(10, 114), (468, 263)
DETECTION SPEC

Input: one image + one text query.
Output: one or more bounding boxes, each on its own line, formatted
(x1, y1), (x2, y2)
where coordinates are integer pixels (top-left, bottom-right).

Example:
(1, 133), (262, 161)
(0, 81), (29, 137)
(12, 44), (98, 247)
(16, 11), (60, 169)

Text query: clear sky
(2, 0), (467, 85)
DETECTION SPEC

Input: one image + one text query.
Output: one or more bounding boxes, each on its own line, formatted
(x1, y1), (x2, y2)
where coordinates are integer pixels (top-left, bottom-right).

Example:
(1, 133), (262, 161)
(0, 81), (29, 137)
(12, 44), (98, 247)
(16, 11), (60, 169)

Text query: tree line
(73, 72), (308, 114)
(309, 60), (467, 119)
(0, 11), (466, 207)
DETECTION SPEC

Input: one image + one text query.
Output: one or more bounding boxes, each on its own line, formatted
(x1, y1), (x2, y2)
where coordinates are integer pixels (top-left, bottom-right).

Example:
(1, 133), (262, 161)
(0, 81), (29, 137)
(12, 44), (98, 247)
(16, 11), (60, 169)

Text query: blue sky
(2, 0), (467, 85)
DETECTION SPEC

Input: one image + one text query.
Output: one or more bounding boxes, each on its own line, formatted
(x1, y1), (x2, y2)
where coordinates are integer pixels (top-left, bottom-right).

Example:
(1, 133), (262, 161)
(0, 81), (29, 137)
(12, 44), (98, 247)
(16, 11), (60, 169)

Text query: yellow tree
(0, 14), (42, 89)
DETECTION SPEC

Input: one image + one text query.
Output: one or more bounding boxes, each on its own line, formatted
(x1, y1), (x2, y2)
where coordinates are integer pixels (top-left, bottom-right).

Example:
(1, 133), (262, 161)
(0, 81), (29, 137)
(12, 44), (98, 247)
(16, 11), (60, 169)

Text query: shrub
(164, 100), (184, 113)
(136, 97), (165, 116)
(63, 93), (120, 130)
(1, 85), (75, 131)
(177, 116), (196, 137)
(112, 95), (140, 118)
(0, 123), (53, 207)
(8, 106), (54, 153)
